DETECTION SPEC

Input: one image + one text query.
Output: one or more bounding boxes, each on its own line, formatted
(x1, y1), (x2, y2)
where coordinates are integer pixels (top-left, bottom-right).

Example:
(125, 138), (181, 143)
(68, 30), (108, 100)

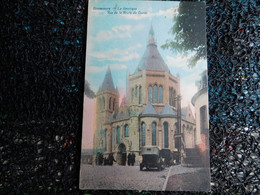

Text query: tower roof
(99, 66), (116, 92)
(160, 103), (177, 116)
(135, 26), (170, 73)
(140, 102), (158, 116)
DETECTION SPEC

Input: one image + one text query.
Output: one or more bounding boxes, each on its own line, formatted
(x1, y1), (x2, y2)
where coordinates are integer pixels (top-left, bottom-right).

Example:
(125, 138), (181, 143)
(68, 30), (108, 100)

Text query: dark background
(0, 0), (259, 194)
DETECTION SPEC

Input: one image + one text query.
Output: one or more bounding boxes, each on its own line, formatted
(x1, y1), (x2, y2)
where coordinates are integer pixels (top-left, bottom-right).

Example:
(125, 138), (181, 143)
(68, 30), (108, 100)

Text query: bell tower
(94, 66), (119, 154)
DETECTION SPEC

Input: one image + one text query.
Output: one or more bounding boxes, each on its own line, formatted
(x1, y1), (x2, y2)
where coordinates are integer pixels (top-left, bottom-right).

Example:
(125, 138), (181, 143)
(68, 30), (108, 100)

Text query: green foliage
(161, 2), (206, 67)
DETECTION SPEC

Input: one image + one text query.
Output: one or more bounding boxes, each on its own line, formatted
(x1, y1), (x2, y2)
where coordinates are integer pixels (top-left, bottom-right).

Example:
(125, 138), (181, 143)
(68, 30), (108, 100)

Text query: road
(79, 164), (210, 191)
(80, 165), (171, 191)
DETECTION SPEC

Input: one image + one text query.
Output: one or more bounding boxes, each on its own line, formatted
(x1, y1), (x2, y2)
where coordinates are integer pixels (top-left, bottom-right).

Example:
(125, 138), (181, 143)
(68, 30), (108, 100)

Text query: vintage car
(140, 146), (164, 171)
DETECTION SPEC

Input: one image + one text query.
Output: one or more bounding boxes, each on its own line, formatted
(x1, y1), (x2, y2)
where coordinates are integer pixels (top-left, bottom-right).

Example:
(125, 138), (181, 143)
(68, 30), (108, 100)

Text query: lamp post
(175, 95), (182, 164)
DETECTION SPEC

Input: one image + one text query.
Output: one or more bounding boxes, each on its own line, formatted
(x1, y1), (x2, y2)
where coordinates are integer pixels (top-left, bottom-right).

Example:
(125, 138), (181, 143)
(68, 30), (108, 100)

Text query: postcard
(80, 0), (210, 191)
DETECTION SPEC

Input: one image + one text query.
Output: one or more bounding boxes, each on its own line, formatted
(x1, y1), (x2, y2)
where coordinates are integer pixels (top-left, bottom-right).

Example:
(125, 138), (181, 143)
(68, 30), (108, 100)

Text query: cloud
(87, 63), (128, 73)
(166, 53), (207, 104)
(157, 7), (178, 18)
(180, 80), (197, 106)
(92, 24), (143, 42)
(166, 53), (207, 71)
(179, 61), (207, 104)
(166, 54), (194, 71)
(88, 44), (142, 62)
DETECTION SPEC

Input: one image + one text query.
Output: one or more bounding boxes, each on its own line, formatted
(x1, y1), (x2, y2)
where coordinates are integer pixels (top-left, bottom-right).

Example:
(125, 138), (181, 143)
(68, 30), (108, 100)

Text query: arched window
(112, 127), (115, 146)
(169, 87), (173, 106)
(148, 85), (152, 103)
(159, 86), (163, 103)
(153, 85), (158, 103)
(98, 98), (101, 111)
(113, 99), (116, 110)
(152, 122), (156, 145)
(116, 126), (121, 144)
(131, 88), (134, 102)
(164, 122), (169, 148)
(135, 86), (138, 97)
(104, 129), (107, 151)
(102, 96), (105, 109)
(139, 86), (142, 104)
(173, 90), (176, 107)
(124, 124), (129, 137)
(141, 122), (146, 146)
(109, 97), (112, 109)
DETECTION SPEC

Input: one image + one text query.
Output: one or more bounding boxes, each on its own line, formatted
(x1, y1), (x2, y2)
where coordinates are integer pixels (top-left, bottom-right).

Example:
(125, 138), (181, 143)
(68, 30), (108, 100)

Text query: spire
(135, 27), (170, 73)
(149, 25), (155, 44)
(99, 66), (116, 92)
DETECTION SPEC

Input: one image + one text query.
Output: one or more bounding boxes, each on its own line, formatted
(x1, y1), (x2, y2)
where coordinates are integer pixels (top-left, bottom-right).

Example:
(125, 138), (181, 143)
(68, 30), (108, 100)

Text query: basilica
(93, 27), (199, 165)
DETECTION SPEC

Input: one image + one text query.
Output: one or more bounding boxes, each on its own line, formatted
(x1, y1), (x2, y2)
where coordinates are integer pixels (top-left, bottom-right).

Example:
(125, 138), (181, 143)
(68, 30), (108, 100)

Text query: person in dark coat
(96, 152), (104, 165)
(104, 157), (109, 165)
(127, 153), (131, 166)
(130, 152), (135, 166)
(122, 153), (126, 166)
(108, 153), (116, 165)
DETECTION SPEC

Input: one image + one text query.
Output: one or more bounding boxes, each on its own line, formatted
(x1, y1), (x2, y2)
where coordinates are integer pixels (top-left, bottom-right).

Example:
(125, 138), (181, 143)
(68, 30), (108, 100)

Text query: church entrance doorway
(117, 143), (126, 165)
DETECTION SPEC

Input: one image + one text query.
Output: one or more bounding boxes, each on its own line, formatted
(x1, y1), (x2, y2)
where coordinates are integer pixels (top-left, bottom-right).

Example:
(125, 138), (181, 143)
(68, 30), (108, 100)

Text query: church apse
(93, 26), (197, 166)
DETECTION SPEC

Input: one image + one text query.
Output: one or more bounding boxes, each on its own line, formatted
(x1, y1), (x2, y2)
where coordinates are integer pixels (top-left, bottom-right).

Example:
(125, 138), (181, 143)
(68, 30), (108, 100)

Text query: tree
(161, 1), (206, 68)
(84, 80), (95, 98)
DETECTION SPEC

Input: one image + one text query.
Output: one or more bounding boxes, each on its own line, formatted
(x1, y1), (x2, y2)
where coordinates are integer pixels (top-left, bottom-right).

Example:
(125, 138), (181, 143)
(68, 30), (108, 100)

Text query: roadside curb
(162, 166), (172, 191)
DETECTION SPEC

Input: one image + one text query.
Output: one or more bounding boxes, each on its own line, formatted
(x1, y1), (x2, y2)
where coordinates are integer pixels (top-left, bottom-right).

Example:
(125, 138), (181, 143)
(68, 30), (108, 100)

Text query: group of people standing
(127, 152), (136, 166)
(96, 152), (136, 166)
(96, 153), (116, 166)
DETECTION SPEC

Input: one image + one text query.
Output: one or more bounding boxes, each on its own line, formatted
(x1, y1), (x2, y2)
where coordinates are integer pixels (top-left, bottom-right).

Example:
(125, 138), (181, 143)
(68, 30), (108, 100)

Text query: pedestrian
(122, 153), (126, 166)
(127, 153), (131, 166)
(165, 155), (170, 167)
(108, 153), (116, 166)
(131, 152), (135, 166)
(104, 157), (109, 165)
(96, 152), (104, 165)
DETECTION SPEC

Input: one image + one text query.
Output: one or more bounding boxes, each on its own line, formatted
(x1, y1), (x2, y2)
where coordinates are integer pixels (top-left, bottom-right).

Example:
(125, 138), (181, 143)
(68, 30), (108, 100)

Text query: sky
(82, 0), (207, 150)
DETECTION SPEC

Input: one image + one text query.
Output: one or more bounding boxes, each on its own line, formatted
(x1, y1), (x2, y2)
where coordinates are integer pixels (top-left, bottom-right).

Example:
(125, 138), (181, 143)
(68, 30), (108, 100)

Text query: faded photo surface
(80, 0), (210, 191)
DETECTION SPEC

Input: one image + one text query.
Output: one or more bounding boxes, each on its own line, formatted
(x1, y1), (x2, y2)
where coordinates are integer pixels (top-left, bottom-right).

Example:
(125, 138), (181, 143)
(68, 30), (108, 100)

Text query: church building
(93, 27), (197, 165)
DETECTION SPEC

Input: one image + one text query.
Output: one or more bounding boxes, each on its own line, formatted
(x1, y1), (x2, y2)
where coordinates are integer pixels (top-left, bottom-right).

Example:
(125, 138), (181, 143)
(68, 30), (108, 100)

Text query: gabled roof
(135, 26), (170, 73)
(140, 102), (157, 116)
(99, 66), (116, 92)
(160, 103), (177, 116)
